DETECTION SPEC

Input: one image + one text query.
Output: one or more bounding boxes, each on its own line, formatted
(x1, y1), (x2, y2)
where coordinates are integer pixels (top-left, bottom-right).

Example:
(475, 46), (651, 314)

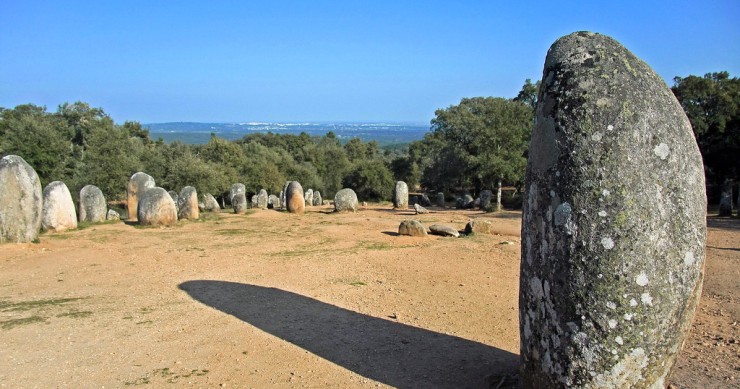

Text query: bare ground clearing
(0, 205), (737, 388)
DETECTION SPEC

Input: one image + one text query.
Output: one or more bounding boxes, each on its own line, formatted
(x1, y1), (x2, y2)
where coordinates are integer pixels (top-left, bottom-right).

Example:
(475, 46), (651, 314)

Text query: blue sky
(1, 1), (738, 123)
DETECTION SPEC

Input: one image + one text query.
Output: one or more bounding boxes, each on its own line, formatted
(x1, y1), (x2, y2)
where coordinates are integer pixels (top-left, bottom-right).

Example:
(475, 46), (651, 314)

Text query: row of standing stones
(0, 31), (716, 388)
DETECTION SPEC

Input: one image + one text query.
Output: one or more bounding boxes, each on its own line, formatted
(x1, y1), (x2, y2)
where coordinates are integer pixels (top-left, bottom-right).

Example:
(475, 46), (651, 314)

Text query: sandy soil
(0, 205), (736, 388)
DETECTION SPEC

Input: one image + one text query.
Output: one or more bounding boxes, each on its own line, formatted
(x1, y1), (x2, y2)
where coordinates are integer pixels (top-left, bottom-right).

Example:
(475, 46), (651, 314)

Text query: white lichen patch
(594, 347), (648, 388)
(615, 336), (624, 345)
(630, 299), (638, 307)
(653, 143), (670, 160)
(608, 319), (618, 329)
(606, 301), (617, 310)
(598, 210), (607, 217)
(641, 292), (653, 306)
(607, 124), (614, 131)
(554, 202), (572, 226)
(602, 189), (611, 197)
(591, 132), (603, 141)
(684, 251), (695, 266)
(624, 313), (633, 321)
(601, 237), (615, 250)
(635, 272), (649, 286)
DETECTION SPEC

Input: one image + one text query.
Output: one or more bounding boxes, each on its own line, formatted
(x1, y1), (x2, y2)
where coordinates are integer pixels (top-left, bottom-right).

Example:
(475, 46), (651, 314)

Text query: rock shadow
(179, 281), (517, 389)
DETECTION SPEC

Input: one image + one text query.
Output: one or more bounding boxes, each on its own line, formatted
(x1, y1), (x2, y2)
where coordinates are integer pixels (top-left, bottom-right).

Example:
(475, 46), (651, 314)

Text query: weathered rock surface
(398, 220), (427, 237)
(520, 32), (707, 388)
(137, 187), (177, 226)
(464, 219), (493, 235)
(456, 195), (474, 209)
(0, 155), (42, 243)
(313, 191), (322, 206)
(480, 190), (493, 210)
(178, 186), (199, 220)
(202, 194), (220, 212)
(414, 203), (429, 214)
(168, 190), (179, 213)
(79, 185), (107, 223)
(126, 172), (155, 222)
(281, 181), (291, 210)
(286, 181), (305, 214)
(257, 189), (269, 210)
(304, 189), (314, 207)
(106, 209), (120, 221)
(420, 194), (432, 207)
(436, 192), (445, 207)
(229, 183), (246, 205)
(268, 194), (280, 209)
(334, 188), (358, 213)
(41, 181), (77, 232)
(232, 193), (248, 214)
(392, 181), (409, 209)
(429, 224), (459, 238)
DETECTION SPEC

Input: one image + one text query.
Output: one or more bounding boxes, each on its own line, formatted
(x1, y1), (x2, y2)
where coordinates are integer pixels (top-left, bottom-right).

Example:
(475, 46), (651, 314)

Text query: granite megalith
(392, 181), (409, 209)
(398, 220), (427, 237)
(229, 183), (246, 205)
(479, 190), (493, 210)
(202, 194), (221, 212)
(232, 193), (248, 214)
(304, 189), (314, 207)
(137, 187), (177, 226)
(718, 180), (733, 216)
(520, 32), (707, 388)
(268, 194), (280, 209)
(178, 186), (199, 220)
(414, 203), (429, 214)
(79, 185), (107, 223)
(126, 172), (155, 222)
(464, 219), (493, 235)
(168, 190), (179, 213)
(0, 155), (43, 243)
(436, 192), (445, 208)
(285, 181), (305, 214)
(313, 191), (322, 206)
(334, 188), (358, 213)
(106, 209), (120, 221)
(429, 224), (459, 238)
(41, 181), (77, 232)
(257, 189), (269, 210)
(281, 181), (291, 210)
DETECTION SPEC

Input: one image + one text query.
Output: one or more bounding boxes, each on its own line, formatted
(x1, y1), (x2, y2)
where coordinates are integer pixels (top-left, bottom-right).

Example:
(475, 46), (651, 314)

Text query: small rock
(429, 224), (460, 237)
(398, 220), (427, 237)
(414, 203), (429, 214)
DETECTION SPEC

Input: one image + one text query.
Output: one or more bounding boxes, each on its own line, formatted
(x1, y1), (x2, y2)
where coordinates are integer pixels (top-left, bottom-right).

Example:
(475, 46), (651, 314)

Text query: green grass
(349, 281), (367, 287)
(0, 297), (85, 312)
(56, 310), (93, 319)
(356, 241), (393, 250)
(0, 315), (46, 329)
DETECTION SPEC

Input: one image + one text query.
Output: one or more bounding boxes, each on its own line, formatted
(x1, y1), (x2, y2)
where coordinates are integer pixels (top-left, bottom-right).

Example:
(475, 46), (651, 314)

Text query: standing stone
(285, 181), (305, 214)
(456, 194), (474, 209)
(257, 189), (269, 210)
(398, 220), (427, 237)
(127, 172), (155, 222)
(392, 181), (409, 209)
(0, 155), (42, 243)
(304, 189), (314, 207)
(520, 32), (707, 388)
(178, 186), (199, 220)
(281, 181), (291, 210)
(202, 194), (221, 212)
(251, 195), (258, 208)
(232, 193), (248, 214)
(106, 209), (120, 221)
(278, 191), (284, 209)
(229, 183), (246, 205)
(268, 194), (280, 209)
(480, 190), (493, 210)
(436, 192), (445, 208)
(168, 190), (179, 214)
(420, 194), (432, 207)
(79, 185), (107, 223)
(718, 180), (733, 216)
(496, 179), (503, 211)
(334, 188), (358, 213)
(41, 181), (77, 232)
(138, 187), (177, 226)
(313, 191), (322, 206)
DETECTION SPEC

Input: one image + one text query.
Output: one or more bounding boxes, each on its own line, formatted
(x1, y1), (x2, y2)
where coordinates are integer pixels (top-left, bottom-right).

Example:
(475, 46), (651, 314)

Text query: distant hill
(144, 122), (430, 145)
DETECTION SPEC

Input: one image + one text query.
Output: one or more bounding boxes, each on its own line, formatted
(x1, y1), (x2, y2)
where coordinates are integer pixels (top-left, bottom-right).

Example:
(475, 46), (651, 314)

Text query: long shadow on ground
(179, 281), (518, 389)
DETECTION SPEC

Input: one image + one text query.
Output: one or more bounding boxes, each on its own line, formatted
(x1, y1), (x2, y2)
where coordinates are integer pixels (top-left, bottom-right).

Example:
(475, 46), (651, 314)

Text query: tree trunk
(496, 179), (502, 211)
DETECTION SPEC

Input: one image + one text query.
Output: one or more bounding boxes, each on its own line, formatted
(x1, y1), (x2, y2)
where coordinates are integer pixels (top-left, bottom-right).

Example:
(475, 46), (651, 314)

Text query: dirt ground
(0, 204), (737, 388)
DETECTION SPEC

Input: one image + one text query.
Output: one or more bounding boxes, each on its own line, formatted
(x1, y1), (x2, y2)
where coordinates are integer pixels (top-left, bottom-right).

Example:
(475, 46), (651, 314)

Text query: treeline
(1, 72), (736, 207)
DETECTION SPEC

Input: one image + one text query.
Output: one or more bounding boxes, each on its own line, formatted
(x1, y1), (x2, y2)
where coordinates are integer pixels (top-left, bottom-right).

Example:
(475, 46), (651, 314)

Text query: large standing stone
(178, 186), (199, 220)
(0, 155), (42, 243)
(41, 181), (77, 232)
(229, 183), (246, 205)
(256, 189), (269, 210)
(137, 187), (177, 226)
(304, 189), (314, 207)
(202, 194), (221, 212)
(127, 172), (155, 222)
(232, 193), (248, 214)
(268, 194), (280, 209)
(480, 190), (493, 210)
(392, 181), (409, 209)
(79, 185), (107, 223)
(281, 181), (291, 210)
(398, 220), (427, 237)
(334, 188), (358, 212)
(718, 180), (733, 216)
(436, 192), (445, 208)
(520, 32), (707, 388)
(285, 181), (305, 214)
(312, 191), (322, 206)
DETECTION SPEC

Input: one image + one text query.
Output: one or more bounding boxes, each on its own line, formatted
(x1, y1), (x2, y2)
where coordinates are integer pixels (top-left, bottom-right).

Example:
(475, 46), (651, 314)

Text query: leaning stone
(268, 194), (280, 209)
(137, 187), (177, 226)
(392, 181), (409, 209)
(429, 224), (459, 237)
(462, 194), (474, 209)
(256, 189), (269, 210)
(334, 188), (358, 213)
(178, 186), (199, 220)
(304, 189), (314, 207)
(313, 191), (322, 206)
(202, 194), (220, 212)
(126, 172), (155, 222)
(464, 219), (493, 235)
(414, 203), (429, 214)
(79, 185), (107, 223)
(229, 183), (246, 205)
(398, 220), (427, 237)
(232, 193), (248, 214)
(106, 209), (120, 221)
(0, 155), (42, 243)
(520, 32), (707, 388)
(480, 190), (493, 210)
(718, 180), (733, 216)
(286, 181), (305, 214)
(42, 181), (77, 232)
(420, 194), (432, 207)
